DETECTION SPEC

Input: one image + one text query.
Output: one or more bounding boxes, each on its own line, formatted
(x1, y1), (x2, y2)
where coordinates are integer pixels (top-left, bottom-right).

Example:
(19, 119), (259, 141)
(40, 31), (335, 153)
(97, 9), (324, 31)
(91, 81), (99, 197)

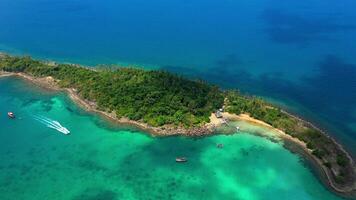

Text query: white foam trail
(33, 115), (70, 135)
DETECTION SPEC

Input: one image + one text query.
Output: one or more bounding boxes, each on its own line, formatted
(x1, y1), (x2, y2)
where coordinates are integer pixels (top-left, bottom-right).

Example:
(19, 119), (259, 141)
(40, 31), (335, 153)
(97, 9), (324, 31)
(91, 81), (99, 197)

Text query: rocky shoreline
(0, 71), (216, 137)
(222, 113), (356, 197)
(1, 71), (355, 197)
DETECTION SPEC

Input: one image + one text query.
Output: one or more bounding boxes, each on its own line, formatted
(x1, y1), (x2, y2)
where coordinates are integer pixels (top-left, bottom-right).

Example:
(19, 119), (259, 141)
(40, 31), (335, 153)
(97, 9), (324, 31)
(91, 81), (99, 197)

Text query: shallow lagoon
(1, 0), (356, 199)
(1, 0), (355, 155)
(0, 77), (345, 200)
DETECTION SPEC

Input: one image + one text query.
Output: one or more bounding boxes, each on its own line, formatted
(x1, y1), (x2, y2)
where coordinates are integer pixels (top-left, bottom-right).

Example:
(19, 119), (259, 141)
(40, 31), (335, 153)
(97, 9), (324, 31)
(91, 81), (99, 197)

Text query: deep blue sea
(0, 1), (356, 199)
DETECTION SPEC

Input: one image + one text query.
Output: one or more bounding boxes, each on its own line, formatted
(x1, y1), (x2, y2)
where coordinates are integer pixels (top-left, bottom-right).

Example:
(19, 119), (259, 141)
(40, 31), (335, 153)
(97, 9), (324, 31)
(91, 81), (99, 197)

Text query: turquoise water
(0, 77), (345, 200)
(0, 0), (355, 154)
(0, 0), (355, 199)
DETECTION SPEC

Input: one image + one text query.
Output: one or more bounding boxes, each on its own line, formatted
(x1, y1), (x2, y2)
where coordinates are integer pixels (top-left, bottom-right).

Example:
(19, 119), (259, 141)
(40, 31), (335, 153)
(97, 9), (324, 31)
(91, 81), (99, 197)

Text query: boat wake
(33, 115), (70, 135)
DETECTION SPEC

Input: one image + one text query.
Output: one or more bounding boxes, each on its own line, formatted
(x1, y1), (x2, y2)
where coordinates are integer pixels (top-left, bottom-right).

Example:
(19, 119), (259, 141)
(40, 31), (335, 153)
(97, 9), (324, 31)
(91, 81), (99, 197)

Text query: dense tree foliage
(224, 91), (352, 184)
(1, 54), (353, 185)
(0, 55), (224, 127)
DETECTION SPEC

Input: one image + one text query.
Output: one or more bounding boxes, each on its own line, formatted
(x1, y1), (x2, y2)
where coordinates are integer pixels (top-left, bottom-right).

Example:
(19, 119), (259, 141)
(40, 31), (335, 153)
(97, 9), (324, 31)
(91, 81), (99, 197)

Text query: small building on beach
(215, 110), (223, 118)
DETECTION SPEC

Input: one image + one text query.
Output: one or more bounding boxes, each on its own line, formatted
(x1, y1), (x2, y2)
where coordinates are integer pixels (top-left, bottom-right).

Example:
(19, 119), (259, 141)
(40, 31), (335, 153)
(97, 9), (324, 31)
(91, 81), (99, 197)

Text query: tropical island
(0, 53), (355, 196)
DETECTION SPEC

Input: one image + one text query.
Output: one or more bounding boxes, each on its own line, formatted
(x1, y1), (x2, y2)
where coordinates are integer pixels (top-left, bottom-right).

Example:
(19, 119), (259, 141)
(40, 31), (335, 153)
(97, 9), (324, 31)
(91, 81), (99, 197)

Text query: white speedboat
(58, 127), (70, 135)
(176, 157), (187, 163)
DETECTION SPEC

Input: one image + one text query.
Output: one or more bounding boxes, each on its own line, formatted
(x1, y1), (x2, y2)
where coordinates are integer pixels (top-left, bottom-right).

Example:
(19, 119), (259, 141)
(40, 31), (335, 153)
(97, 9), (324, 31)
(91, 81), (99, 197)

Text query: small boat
(217, 143), (224, 148)
(175, 157), (187, 163)
(7, 112), (15, 119)
(58, 127), (70, 135)
(236, 126), (240, 131)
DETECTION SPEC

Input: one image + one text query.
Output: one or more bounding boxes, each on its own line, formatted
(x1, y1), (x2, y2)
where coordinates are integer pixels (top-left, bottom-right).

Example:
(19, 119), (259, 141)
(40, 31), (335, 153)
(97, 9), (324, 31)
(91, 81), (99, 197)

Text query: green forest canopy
(0, 54), (353, 185)
(0, 55), (224, 127)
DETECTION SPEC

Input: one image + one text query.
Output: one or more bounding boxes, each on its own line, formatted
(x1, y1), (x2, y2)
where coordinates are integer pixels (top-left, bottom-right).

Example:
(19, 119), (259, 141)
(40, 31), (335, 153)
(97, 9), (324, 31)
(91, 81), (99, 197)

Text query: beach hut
(215, 110), (223, 118)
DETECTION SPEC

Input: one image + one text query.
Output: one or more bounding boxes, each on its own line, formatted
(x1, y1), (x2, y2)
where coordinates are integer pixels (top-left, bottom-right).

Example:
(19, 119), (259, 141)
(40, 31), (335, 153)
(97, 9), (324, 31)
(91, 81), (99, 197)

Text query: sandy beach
(1, 71), (355, 196)
(221, 112), (356, 196)
(0, 71), (14, 78)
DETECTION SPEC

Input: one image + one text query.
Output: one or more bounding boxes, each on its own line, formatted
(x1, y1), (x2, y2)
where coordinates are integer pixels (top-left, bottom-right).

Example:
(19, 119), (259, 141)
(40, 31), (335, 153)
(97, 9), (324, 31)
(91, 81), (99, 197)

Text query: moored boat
(7, 112), (15, 119)
(175, 157), (187, 163)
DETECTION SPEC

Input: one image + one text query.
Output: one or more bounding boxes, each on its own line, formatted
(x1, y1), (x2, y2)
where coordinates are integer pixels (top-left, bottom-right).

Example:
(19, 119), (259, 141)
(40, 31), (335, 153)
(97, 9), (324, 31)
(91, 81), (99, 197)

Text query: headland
(0, 53), (355, 196)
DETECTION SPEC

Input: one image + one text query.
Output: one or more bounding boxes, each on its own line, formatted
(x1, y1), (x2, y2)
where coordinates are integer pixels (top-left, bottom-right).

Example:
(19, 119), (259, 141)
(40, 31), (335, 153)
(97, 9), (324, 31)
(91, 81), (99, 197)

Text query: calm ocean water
(0, 0), (355, 199)
(0, 77), (344, 200)
(0, 0), (355, 154)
